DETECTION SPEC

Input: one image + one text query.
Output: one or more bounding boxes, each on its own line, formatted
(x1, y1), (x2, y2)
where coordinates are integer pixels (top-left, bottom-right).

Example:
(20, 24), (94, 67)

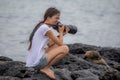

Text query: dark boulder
(0, 43), (120, 80)
(54, 68), (72, 80)
(71, 70), (99, 80)
(99, 71), (120, 80)
(0, 56), (13, 61)
(0, 76), (21, 80)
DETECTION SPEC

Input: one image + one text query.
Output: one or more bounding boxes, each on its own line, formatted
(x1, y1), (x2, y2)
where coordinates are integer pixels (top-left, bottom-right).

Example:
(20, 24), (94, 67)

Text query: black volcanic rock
(0, 56), (13, 61)
(0, 76), (21, 80)
(99, 71), (120, 80)
(54, 68), (72, 80)
(0, 43), (120, 80)
(71, 70), (99, 80)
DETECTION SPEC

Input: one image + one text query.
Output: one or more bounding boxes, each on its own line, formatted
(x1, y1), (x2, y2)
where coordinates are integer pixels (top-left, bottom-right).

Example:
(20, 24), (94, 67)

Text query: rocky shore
(0, 43), (120, 80)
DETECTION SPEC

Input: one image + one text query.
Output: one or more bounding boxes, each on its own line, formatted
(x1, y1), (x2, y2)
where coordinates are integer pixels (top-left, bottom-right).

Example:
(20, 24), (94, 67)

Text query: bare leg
(45, 52), (67, 68)
(40, 45), (69, 79)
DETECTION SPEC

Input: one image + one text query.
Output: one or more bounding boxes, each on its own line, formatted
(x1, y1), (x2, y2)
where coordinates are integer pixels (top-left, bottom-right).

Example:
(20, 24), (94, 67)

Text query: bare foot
(40, 68), (55, 79)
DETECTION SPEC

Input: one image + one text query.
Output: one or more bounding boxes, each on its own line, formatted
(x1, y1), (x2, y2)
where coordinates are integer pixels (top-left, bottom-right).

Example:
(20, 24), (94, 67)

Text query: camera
(52, 22), (77, 34)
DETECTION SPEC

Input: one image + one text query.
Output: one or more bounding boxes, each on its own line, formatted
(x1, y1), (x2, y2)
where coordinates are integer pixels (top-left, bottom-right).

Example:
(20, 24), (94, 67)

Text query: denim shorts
(33, 54), (48, 70)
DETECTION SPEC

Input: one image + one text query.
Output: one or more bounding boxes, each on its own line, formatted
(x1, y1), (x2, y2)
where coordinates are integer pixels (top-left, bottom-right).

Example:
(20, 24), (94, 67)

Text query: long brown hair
(27, 7), (60, 50)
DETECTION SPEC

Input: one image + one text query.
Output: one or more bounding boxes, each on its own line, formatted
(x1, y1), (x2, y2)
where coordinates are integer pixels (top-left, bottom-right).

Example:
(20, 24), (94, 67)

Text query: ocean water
(0, 0), (120, 61)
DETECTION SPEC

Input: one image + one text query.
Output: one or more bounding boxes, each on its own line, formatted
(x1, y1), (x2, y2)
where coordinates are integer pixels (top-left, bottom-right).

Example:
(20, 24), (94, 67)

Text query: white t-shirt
(25, 24), (51, 67)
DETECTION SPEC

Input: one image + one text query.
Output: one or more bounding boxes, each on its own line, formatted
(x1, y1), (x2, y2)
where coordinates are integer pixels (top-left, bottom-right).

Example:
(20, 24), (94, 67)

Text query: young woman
(25, 7), (69, 79)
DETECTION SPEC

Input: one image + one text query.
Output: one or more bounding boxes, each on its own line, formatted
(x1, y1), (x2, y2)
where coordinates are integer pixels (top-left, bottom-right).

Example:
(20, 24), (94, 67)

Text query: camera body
(52, 22), (77, 34)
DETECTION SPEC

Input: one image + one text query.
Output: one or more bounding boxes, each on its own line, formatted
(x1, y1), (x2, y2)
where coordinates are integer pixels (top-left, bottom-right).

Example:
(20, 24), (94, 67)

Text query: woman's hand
(57, 25), (70, 37)
(63, 26), (70, 36)
(58, 25), (64, 33)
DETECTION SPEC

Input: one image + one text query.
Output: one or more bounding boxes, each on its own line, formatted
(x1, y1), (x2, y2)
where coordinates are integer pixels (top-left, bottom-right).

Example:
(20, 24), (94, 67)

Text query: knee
(61, 45), (69, 54)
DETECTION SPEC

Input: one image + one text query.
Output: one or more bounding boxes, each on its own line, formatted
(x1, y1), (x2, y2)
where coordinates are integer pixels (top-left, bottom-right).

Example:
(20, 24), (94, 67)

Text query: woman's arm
(47, 35), (62, 47)
(45, 25), (64, 46)
(47, 39), (55, 47)
(46, 30), (63, 46)
(47, 26), (70, 47)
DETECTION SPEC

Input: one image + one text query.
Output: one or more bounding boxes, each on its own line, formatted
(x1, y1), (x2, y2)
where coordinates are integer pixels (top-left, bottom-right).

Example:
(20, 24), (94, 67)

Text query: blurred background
(0, 0), (120, 61)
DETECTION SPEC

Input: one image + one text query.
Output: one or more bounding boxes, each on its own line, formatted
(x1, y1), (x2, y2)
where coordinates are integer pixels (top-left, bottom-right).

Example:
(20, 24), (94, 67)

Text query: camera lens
(68, 25), (77, 34)
(52, 22), (77, 34)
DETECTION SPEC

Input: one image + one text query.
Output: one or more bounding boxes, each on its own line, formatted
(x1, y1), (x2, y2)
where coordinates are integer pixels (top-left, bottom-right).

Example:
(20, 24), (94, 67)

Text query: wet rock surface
(0, 43), (120, 80)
